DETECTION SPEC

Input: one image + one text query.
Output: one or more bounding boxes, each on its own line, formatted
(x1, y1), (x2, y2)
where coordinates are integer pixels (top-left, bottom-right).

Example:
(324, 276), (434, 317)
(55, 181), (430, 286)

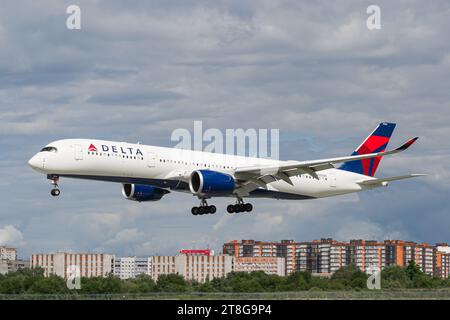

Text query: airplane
(28, 122), (424, 216)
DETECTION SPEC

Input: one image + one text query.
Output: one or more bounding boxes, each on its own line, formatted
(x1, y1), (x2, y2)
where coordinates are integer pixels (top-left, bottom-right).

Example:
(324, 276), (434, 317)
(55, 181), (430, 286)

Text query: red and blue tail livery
(340, 122), (396, 177)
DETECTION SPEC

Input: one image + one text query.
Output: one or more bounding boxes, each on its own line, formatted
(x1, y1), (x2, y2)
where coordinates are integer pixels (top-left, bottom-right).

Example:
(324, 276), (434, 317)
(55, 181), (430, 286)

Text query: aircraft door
(329, 172), (337, 188)
(147, 152), (157, 168)
(74, 145), (83, 160)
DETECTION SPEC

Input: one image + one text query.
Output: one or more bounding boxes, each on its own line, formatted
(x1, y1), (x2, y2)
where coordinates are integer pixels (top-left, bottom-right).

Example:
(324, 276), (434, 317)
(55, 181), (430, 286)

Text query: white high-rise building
(114, 257), (152, 279)
(0, 246), (17, 260)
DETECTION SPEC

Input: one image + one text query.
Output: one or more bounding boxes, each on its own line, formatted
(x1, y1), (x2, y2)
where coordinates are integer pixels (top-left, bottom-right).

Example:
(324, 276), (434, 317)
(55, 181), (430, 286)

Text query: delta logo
(88, 144), (97, 152)
(88, 143), (143, 156)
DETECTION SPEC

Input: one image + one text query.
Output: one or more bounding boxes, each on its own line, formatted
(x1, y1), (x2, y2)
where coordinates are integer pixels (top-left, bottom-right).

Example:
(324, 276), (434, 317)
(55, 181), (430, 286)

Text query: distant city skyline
(10, 236), (450, 281)
(1, 1), (450, 258)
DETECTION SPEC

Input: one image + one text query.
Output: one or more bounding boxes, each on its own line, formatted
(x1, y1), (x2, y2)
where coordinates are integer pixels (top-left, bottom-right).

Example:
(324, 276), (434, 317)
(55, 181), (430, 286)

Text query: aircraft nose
(28, 155), (40, 169)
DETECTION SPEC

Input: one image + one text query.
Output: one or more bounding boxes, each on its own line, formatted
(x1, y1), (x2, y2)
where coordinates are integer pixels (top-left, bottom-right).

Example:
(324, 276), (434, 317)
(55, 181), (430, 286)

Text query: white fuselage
(28, 139), (376, 200)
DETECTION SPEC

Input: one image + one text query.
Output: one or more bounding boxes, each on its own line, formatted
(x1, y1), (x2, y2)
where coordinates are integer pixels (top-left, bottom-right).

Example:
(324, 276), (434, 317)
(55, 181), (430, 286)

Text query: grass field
(2, 290), (450, 300)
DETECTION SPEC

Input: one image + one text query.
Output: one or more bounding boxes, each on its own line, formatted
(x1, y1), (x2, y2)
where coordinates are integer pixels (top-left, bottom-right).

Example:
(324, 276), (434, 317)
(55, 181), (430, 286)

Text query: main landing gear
(49, 175), (61, 197)
(191, 198), (216, 216)
(227, 199), (253, 214)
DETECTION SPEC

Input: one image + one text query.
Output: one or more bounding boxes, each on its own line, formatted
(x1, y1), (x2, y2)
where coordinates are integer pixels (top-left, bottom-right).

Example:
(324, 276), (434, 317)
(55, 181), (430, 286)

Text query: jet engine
(189, 170), (235, 196)
(122, 184), (170, 202)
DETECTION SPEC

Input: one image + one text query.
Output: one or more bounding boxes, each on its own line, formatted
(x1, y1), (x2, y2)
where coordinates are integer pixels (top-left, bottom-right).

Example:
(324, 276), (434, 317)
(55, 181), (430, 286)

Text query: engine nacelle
(189, 170), (235, 196)
(122, 184), (169, 202)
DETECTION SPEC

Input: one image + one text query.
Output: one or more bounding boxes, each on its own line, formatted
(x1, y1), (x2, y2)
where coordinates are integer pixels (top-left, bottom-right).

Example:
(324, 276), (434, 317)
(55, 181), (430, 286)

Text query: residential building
(346, 240), (385, 273)
(296, 239), (347, 275)
(114, 256), (152, 279)
(234, 257), (285, 276)
(151, 250), (233, 283)
(225, 238), (450, 278)
(384, 240), (435, 275)
(151, 255), (176, 281)
(435, 244), (450, 279)
(223, 240), (297, 274)
(0, 259), (30, 275)
(177, 254), (233, 283)
(30, 253), (114, 278)
(0, 246), (17, 260)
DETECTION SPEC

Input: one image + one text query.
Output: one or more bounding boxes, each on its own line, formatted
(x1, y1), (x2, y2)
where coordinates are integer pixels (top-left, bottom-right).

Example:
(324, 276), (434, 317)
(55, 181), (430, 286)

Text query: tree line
(0, 261), (449, 294)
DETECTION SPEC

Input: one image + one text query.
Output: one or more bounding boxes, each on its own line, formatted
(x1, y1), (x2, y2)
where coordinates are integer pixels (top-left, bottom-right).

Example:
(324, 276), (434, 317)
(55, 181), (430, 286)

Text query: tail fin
(339, 122), (396, 177)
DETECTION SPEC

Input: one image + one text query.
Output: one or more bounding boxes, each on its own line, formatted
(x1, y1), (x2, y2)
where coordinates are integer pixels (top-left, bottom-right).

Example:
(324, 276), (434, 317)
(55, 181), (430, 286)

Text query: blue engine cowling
(122, 184), (170, 202)
(189, 170), (235, 196)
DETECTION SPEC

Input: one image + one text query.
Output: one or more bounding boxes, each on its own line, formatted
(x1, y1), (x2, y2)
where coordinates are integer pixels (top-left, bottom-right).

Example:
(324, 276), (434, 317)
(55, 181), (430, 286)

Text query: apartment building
(225, 238), (450, 278)
(227, 239), (351, 276)
(151, 250), (233, 283)
(346, 240), (385, 273)
(114, 256), (152, 279)
(296, 239), (347, 275)
(178, 254), (233, 283)
(234, 257), (286, 276)
(223, 240), (297, 274)
(384, 240), (435, 275)
(0, 259), (30, 275)
(151, 255), (176, 281)
(30, 253), (115, 278)
(0, 246), (17, 260)
(435, 244), (450, 279)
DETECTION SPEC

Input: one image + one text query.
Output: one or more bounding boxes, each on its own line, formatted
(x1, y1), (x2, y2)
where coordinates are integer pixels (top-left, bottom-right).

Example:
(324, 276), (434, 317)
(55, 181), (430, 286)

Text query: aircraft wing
(356, 174), (426, 187)
(233, 137), (418, 196)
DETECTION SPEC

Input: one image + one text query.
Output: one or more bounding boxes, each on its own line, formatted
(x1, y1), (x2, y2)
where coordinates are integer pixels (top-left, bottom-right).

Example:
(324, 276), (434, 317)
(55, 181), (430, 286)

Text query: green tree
(156, 274), (188, 292)
(121, 274), (156, 293)
(331, 265), (367, 289)
(27, 275), (69, 294)
(381, 265), (411, 288)
(80, 274), (122, 294)
(210, 276), (230, 292)
(0, 268), (45, 294)
(225, 272), (265, 292)
(405, 260), (423, 281)
(282, 271), (312, 291)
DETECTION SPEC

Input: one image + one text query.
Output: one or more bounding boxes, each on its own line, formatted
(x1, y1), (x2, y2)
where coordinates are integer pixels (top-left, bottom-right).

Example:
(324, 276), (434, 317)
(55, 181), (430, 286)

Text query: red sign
(180, 249), (211, 256)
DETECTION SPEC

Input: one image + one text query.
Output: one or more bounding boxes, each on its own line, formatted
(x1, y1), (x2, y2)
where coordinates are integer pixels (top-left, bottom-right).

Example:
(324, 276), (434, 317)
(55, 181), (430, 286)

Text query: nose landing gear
(48, 175), (60, 197)
(191, 198), (216, 216)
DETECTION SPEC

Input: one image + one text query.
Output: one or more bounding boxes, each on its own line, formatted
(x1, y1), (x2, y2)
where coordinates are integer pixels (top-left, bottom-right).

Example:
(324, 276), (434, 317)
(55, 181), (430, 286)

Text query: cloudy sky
(1, 0), (449, 259)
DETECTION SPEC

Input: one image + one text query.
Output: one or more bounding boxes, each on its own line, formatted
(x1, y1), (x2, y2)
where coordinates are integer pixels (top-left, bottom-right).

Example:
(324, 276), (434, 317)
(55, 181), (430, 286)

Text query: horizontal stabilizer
(356, 174), (426, 186)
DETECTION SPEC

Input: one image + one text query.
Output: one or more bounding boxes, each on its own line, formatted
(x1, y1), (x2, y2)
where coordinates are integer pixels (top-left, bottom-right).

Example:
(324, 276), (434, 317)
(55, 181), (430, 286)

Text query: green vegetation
(1, 261), (449, 295)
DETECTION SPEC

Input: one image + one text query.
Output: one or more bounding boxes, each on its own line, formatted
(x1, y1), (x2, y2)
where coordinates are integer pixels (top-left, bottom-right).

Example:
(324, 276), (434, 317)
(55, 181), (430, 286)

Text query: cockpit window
(40, 146), (58, 152)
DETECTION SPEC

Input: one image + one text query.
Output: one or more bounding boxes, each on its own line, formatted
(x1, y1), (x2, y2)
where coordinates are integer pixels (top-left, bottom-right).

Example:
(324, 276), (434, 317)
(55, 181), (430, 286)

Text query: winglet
(395, 137), (418, 151)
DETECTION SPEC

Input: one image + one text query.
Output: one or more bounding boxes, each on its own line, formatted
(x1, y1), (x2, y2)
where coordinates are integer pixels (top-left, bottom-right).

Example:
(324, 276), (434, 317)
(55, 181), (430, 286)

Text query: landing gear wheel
(244, 203), (253, 212)
(50, 189), (60, 197)
(198, 206), (206, 215)
(192, 198), (217, 216)
(227, 205), (234, 214)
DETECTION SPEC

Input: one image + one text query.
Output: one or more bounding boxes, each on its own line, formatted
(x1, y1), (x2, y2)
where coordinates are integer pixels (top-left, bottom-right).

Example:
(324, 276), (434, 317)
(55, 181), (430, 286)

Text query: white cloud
(336, 220), (406, 241)
(105, 228), (145, 246)
(0, 225), (24, 246)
